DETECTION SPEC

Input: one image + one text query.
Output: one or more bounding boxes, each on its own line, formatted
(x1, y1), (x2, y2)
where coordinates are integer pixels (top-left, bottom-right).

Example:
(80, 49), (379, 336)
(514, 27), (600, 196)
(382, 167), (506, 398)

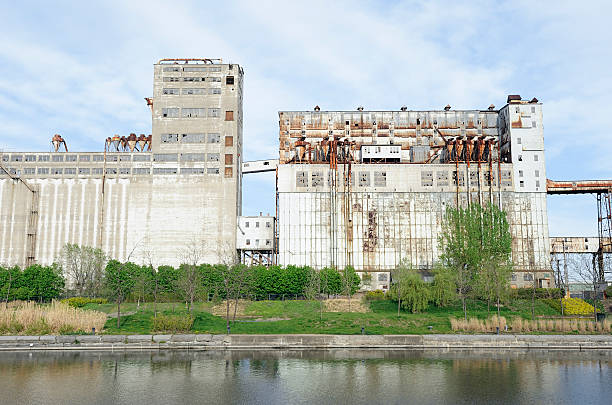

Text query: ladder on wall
(25, 185), (39, 267)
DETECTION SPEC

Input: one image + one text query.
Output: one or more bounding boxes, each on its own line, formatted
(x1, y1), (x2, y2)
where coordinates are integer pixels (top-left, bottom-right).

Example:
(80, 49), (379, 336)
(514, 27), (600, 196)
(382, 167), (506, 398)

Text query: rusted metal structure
(547, 179), (612, 283)
(276, 96), (551, 289)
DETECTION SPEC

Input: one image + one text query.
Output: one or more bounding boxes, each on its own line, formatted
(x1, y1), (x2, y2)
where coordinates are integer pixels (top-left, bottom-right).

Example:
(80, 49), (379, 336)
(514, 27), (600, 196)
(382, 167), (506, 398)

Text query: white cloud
(0, 0), (610, 233)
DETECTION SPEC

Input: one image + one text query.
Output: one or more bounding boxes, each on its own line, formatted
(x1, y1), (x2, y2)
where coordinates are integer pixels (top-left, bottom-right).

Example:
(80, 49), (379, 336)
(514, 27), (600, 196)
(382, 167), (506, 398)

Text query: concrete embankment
(1, 334), (612, 351)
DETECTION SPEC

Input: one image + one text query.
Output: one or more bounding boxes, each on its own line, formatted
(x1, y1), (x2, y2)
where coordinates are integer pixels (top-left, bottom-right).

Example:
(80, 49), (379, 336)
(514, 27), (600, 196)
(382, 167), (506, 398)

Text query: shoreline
(1, 334), (612, 351)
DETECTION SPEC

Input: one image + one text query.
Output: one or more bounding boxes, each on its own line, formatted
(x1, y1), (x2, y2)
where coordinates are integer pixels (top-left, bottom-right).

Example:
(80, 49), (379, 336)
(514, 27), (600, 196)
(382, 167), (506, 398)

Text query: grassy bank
(94, 298), (579, 335)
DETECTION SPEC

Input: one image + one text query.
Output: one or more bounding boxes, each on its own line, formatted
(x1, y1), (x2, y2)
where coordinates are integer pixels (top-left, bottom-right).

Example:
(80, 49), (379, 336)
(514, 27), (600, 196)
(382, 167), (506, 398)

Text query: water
(0, 350), (610, 404)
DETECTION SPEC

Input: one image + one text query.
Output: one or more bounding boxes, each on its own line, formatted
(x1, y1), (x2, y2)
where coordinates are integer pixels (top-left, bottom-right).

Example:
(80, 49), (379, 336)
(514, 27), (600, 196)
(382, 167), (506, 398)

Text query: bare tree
(177, 239), (206, 313)
(216, 241), (251, 333)
(142, 247), (160, 318)
(58, 244), (107, 297)
(569, 254), (605, 322)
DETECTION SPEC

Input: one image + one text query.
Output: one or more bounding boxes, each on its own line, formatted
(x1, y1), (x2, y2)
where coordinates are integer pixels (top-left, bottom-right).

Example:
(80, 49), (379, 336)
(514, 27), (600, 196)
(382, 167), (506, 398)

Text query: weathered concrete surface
(0, 334), (611, 351)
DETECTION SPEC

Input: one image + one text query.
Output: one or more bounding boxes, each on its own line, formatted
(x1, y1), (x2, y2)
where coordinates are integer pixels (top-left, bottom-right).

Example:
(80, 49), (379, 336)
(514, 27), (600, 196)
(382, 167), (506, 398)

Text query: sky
(0, 0), (610, 236)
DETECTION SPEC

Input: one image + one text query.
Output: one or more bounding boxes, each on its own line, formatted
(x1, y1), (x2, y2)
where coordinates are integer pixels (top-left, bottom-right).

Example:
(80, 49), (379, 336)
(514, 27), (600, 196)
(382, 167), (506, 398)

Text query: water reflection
(0, 350), (610, 404)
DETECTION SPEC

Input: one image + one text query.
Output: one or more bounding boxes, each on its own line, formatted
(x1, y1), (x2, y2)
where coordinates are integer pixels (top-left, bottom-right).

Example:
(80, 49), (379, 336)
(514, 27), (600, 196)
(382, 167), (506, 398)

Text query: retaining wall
(1, 334), (612, 351)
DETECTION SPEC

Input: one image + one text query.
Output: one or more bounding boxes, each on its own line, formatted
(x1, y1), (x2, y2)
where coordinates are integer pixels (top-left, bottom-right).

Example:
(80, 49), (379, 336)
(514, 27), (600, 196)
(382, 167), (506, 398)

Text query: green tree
(387, 271), (430, 313)
(21, 264), (64, 301)
(391, 259), (413, 316)
(104, 260), (136, 328)
(340, 266), (360, 312)
(430, 265), (456, 307)
(303, 267), (324, 320)
(439, 203), (512, 319)
(320, 267), (342, 296)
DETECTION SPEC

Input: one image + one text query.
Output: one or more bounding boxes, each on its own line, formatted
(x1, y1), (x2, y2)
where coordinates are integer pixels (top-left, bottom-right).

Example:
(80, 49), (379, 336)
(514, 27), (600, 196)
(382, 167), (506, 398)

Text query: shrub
(512, 288), (562, 300)
(61, 297), (108, 308)
(606, 285), (612, 298)
(562, 298), (598, 315)
(152, 314), (194, 333)
(365, 290), (386, 301)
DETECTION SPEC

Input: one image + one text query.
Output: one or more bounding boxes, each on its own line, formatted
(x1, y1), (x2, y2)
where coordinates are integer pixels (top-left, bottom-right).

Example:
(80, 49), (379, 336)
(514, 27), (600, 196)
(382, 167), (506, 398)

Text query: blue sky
(1, 0), (610, 236)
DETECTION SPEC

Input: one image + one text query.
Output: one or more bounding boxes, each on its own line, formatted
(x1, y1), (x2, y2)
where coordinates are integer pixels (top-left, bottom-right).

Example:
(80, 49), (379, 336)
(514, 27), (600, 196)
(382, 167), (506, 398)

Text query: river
(0, 350), (610, 404)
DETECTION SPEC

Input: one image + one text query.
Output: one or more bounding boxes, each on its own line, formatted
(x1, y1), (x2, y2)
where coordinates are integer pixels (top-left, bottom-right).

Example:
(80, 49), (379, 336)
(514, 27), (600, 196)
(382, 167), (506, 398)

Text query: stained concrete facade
(0, 59), (243, 268)
(276, 99), (551, 289)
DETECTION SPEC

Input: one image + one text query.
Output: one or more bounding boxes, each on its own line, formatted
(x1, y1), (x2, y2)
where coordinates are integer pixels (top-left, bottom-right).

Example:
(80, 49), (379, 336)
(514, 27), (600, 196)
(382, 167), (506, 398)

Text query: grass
(92, 298), (597, 335)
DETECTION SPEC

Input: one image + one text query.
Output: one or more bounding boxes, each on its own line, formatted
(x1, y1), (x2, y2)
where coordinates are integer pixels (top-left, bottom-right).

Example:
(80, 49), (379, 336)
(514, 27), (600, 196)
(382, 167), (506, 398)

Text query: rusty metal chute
(51, 134), (68, 152)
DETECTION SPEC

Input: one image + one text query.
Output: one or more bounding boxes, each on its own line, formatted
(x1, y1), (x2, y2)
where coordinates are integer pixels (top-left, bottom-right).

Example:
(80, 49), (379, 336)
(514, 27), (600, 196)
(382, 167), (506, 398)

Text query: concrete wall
(0, 174), (237, 268)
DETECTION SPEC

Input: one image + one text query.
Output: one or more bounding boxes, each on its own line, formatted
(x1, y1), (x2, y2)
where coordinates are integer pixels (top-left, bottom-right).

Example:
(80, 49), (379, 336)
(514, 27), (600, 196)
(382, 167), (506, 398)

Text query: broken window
(207, 153), (220, 162)
(421, 170), (433, 187)
(532, 121), (536, 128)
(225, 111), (234, 121)
(266, 240), (271, 246)
(119, 168), (131, 175)
(225, 136), (233, 147)
(536, 180), (540, 188)
(182, 108), (205, 118)
(374, 171), (387, 187)
(133, 168), (150, 175)
(38, 155), (50, 162)
(163, 77), (180, 82)
(225, 167), (233, 177)
(524, 273), (533, 281)
(245, 222), (249, 228)
(511, 273), (517, 281)
(182, 77), (204, 82)
(181, 168), (205, 174)
(378, 273), (388, 282)
(209, 88), (221, 95)
(208, 108), (220, 118)
(182, 88), (206, 95)
(519, 170), (523, 177)
(226, 76), (234, 85)
(161, 134), (179, 143)
(207, 167), (220, 175)
(208, 76), (221, 82)
(225, 154), (233, 165)
(246, 239), (251, 246)
(182, 133), (205, 143)
(296, 171), (308, 187)
(163, 66), (181, 72)
(162, 88), (180, 95)
(162, 108), (179, 118)
(105, 168), (117, 175)
(535, 170), (539, 177)
(181, 153), (205, 162)
(183, 66), (207, 72)
(312, 171), (323, 187)
(256, 222), (260, 228)
(266, 222), (271, 228)
(207, 133), (221, 143)
(153, 167), (177, 174)
(209, 66), (222, 72)
(78, 168), (90, 175)
(153, 153), (178, 162)
(10, 155), (23, 162)
(517, 137), (521, 144)
(534, 154), (539, 162)
(518, 155), (522, 161)
(436, 171), (449, 187)
(519, 180), (524, 187)
(358, 171), (371, 187)
(25, 155), (36, 162)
